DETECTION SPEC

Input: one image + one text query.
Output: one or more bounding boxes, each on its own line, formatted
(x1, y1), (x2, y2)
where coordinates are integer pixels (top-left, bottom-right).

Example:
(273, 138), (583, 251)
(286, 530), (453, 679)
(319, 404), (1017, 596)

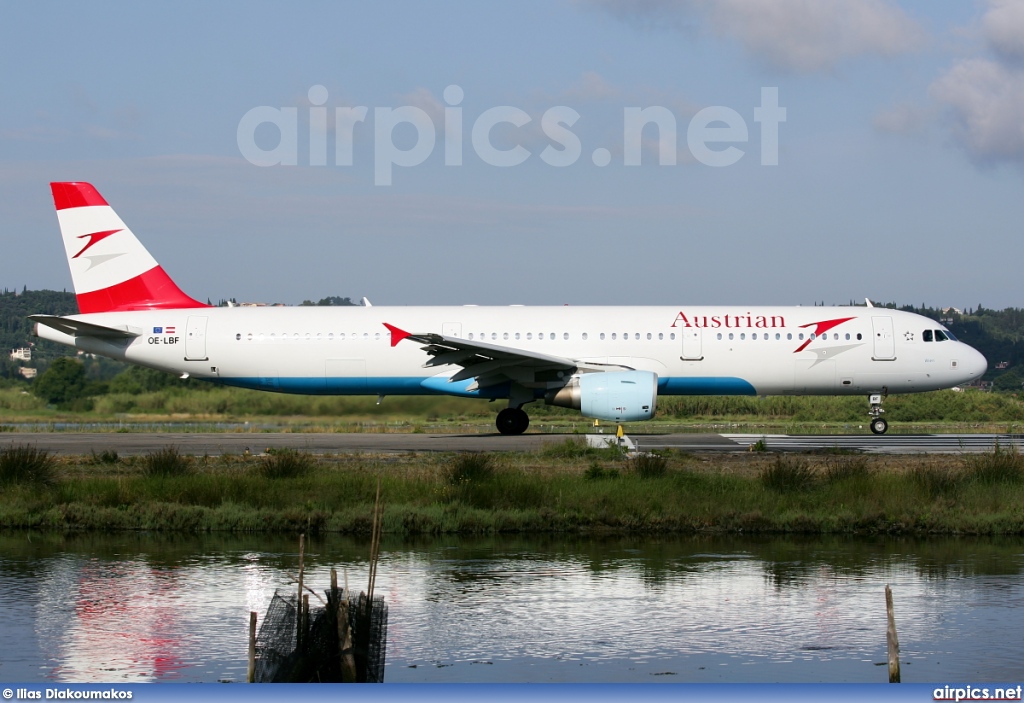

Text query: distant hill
(0, 289), (78, 363)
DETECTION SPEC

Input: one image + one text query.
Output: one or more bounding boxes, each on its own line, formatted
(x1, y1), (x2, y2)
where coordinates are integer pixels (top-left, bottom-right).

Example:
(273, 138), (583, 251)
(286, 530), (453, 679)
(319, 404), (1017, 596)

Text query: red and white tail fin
(50, 182), (209, 314)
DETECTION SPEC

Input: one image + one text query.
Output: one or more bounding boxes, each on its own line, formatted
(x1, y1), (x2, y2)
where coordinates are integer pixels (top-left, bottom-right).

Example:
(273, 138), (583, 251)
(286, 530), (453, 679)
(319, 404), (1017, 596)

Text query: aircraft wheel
(496, 408), (530, 435)
(870, 418), (888, 435)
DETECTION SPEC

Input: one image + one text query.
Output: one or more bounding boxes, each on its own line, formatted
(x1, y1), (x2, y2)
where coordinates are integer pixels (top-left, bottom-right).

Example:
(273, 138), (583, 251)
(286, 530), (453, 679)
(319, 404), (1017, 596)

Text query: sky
(1, 0), (1022, 309)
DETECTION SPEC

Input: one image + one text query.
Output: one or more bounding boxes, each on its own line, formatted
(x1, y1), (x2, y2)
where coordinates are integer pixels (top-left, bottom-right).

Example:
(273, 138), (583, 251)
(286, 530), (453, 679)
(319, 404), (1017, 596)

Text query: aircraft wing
(29, 315), (142, 339)
(384, 322), (619, 391)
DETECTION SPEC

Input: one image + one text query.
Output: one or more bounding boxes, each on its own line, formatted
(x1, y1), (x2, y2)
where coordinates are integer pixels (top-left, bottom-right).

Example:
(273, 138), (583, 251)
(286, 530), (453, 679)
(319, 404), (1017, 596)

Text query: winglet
(383, 322), (411, 347)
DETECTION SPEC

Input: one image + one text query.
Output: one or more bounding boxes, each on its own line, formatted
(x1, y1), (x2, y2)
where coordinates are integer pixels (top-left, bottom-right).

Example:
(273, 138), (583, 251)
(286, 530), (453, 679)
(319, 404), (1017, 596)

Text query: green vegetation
(759, 456), (817, 492)
(30, 357), (108, 410)
(10, 382), (1022, 435)
(89, 449), (119, 465)
(657, 391), (1024, 423)
(0, 444), (56, 485)
(446, 453), (497, 485)
(142, 446), (194, 477)
(962, 443), (1024, 484)
(2, 445), (1024, 535)
(259, 449), (316, 479)
(627, 452), (668, 479)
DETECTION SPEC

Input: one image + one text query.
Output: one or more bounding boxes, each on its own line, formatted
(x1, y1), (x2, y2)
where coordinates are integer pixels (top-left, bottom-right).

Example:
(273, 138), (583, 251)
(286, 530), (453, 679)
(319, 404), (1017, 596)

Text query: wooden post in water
(247, 611), (257, 683)
(334, 569), (357, 683)
(301, 594), (310, 654)
(366, 479), (382, 617)
(886, 584), (901, 683)
(296, 533), (305, 651)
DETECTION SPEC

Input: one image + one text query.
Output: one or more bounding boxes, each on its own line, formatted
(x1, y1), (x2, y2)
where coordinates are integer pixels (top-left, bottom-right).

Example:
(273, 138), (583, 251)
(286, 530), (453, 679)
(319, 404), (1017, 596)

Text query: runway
(1, 431), (1020, 456)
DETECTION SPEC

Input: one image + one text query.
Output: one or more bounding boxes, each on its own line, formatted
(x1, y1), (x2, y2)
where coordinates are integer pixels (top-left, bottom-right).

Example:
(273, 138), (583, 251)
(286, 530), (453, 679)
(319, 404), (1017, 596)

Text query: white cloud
(396, 87), (445, 127)
(930, 58), (1024, 163)
(562, 71), (620, 101)
(926, 0), (1024, 165)
(872, 101), (929, 136)
(0, 125), (70, 142)
(84, 125), (140, 141)
(982, 0), (1024, 61)
(583, 0), (927, 73)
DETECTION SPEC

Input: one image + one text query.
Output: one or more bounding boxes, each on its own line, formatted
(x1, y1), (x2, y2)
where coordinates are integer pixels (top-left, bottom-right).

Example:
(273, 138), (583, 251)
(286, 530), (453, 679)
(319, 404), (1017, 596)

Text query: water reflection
(1, 532), (1022, 683)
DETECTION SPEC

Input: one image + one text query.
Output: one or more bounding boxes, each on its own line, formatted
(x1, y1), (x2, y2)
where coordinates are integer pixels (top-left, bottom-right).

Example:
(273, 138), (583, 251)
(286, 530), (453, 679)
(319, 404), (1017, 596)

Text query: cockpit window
(934, 330), (949, 342)
(943, 329), (958, 341)
(923, 329), (933, 342)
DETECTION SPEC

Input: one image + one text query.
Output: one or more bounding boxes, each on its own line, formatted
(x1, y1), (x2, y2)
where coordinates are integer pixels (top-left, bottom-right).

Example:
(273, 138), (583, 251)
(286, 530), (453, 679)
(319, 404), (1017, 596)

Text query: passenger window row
(234, 332), (386, 342)
(232, 329), (878, 343)
(715, 332), (864, 341)
(467, 332), (679, 342)
(233, 331), (685, 342)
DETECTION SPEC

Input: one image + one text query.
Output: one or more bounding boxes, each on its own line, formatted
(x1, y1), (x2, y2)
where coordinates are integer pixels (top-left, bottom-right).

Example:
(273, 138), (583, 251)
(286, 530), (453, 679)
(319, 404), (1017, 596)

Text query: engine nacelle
(545, 370), (658, 422)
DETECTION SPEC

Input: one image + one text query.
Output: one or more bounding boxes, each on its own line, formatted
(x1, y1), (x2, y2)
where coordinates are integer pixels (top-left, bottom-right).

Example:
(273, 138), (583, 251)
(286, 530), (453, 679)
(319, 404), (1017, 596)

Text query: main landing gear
(496, 407), (530, 435)
(496, 385), (533, 436)
(868, 392), (888, 435)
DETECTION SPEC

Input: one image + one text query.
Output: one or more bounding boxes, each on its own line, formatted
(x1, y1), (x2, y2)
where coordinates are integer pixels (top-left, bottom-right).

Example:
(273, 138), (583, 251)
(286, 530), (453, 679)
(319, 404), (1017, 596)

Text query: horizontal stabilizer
(29, 315), (141, 339)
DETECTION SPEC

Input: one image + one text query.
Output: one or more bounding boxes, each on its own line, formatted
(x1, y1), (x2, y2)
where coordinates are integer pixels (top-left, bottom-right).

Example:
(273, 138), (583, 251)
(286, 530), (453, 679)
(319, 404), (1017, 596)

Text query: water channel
(0, 532), (1021, 683)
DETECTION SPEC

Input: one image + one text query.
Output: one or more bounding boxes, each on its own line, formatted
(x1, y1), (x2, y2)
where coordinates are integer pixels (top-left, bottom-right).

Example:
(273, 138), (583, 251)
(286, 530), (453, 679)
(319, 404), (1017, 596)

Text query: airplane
(31, 182), (988, 436)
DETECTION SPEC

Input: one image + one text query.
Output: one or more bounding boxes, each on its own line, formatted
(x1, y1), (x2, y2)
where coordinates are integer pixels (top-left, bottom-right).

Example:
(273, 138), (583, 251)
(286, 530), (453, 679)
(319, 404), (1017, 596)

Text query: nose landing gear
(868, 392), (888, 435)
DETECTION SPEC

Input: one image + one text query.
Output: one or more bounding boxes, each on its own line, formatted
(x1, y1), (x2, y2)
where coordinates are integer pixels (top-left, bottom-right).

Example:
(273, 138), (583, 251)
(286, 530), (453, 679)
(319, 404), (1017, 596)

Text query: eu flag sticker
(153, 327), (163, 334)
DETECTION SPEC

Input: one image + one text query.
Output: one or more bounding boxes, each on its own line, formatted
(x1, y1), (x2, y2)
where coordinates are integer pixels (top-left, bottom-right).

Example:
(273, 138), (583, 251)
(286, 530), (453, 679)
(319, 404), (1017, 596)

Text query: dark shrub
(910, 465), (961, 495)
(963, 443), (1024, 484)
(823, 455), (871, 483)
(89, 449), (120, 465)
(0, 444), (56, 485)
(542, 438), (593, 459)
(260, 449), (315, 479)
(584, 461), (620, 480)
(446, 453), (495, 484)
(143, 446), (193, 477)
(760, 455), (816, 492)
(628, 452), (668, 479)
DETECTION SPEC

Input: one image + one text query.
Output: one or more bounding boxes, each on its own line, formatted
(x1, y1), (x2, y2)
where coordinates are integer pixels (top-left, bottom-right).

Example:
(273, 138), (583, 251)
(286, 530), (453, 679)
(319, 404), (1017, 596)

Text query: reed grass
(822, 454), (872, 483)
(1, 446), (1024, 535)
(0, 444), (56, 485)
(5, 386), (1024, 432)
(962, 443), (1024, 484)
(259, 449), (316, 479)
(759, 456), (817, 492)
(142, 446), (193, 477)
(627, 452), (668, 479)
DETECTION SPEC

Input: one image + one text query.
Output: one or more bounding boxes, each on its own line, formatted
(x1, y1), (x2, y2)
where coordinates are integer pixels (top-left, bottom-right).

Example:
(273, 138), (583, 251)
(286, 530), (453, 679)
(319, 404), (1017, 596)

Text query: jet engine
(545, 370), (658, 422)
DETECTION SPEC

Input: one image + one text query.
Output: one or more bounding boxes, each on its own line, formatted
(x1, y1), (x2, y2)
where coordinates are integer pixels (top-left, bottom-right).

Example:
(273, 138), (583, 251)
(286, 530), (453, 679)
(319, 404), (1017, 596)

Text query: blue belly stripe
(215, 376), (756, 397)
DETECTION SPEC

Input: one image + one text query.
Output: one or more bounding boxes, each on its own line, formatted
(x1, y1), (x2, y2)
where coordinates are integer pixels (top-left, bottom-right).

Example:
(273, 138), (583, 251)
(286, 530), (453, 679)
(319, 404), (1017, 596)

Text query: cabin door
(871, 316), (896, 360)
(185, 316), (208, 361)
(681, 329), (703, 360)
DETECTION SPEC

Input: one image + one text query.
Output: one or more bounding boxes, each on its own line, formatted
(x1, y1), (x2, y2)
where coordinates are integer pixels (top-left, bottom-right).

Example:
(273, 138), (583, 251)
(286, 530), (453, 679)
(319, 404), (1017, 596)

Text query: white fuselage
(36, 305), (987, 400)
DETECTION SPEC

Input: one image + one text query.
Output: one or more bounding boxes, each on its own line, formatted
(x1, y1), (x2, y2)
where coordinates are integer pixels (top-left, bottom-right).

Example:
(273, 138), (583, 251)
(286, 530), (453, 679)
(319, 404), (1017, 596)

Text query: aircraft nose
(962, 345), (988, 379)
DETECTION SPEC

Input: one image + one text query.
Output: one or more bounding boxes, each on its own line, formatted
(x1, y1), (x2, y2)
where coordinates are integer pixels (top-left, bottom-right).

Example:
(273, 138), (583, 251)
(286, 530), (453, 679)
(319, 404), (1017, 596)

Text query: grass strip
(1, 440), (1023, 535)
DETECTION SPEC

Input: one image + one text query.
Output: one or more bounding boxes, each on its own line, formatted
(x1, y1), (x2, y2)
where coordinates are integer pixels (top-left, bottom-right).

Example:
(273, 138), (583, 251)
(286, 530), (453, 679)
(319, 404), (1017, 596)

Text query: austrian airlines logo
(793, 316), (856, 353)
(73, 229), (122, 259)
